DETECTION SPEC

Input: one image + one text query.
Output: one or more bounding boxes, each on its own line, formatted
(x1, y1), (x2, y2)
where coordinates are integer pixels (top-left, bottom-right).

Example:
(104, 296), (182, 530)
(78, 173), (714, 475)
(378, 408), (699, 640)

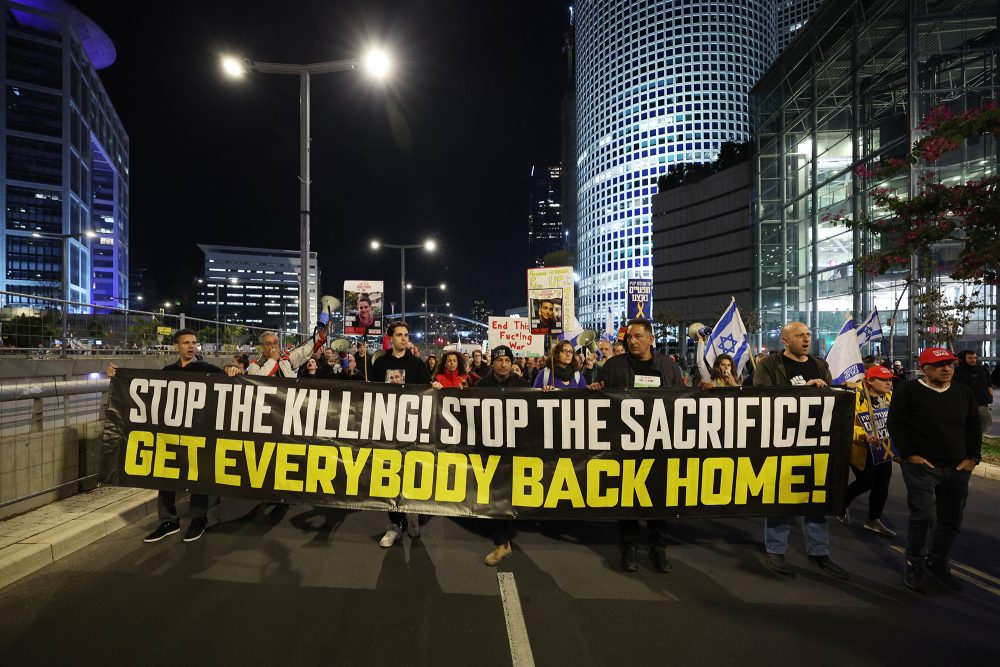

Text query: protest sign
(528, 288), (563, 335)
(627, 279), (652, 320)
(344, 280), (383, 336)
(528, 266), (575, 331)
(489, 316), (544, 358)
(102, 370), (854, 519)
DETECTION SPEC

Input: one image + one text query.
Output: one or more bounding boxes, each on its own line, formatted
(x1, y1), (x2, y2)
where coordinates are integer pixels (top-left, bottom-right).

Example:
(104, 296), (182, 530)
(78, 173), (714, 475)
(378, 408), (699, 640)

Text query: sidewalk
(0, 486), (157, 590)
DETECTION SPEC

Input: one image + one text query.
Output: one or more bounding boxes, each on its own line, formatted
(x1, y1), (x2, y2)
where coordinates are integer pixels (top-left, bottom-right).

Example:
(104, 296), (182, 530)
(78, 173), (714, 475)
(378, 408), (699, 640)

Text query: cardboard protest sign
(489, 316), (544, 358)
(528, 266), (575, 331)
(344, 280), (383, 336)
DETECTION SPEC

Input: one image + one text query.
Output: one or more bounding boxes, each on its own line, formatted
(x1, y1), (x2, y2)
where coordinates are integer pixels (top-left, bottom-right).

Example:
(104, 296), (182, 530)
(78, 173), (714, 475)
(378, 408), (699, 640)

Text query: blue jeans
(900, 460), (970, 563)
(764, 515), (830, 556)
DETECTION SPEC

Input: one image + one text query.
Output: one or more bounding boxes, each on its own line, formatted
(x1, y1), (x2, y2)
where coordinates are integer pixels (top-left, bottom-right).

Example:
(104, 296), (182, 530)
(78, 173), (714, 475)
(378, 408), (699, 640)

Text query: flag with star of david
(826, 319), (866, 385)
(705, 298), (750, 376)
(855, 308), (883, 348)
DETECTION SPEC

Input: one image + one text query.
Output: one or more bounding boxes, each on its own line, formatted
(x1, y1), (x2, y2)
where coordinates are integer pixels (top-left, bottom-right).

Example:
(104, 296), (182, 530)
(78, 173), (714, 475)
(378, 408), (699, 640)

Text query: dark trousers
(157, 490), (208, 522)
(619, 519), (668, 549)
(900, 461), (971, 563)
(388, 511), (408, 528)
(845, 451), (893, 520)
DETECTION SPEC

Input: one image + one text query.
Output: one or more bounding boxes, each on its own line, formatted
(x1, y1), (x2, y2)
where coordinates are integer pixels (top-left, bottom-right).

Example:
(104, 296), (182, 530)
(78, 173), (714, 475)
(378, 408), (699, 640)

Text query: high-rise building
(574, 0), (774, 328)
(527, 165), (565, 267)
(0, 0), (129, 312)
(193, 244), (319, 335)
(775, 0), (826, 52)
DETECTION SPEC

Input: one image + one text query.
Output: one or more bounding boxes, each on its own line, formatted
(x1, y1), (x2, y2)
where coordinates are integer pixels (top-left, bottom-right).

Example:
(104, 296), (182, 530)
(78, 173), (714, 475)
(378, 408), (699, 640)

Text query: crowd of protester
(105, 317), (986, 595)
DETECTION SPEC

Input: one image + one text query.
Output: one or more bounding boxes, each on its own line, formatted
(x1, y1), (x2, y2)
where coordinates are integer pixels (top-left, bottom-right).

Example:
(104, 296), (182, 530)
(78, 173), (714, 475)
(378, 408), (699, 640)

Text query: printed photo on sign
(527, 266), (576, 332)
(385, 369), (405, 384)
(529, 288), (563, 335)
(344, 279), (384, 336)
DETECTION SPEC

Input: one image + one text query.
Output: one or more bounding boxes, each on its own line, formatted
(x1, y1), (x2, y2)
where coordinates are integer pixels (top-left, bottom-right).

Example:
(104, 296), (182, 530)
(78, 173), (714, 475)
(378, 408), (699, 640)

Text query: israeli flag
(705, 298), (751, 376)
(826, 320), (865, 384)
(604, 306), (615, 337)
(855, 308), (884, 348)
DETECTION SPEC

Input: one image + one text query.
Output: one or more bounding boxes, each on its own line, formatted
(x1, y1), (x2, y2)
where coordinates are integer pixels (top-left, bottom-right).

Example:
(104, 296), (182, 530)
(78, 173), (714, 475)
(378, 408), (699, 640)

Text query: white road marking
(498, 572), (536, 667)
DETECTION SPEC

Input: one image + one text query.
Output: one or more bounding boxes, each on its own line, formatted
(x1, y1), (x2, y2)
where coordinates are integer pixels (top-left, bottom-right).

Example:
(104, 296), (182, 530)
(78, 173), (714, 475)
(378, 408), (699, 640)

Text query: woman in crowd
(432, 350), (469, 389)
(298, 357), (319, 378)
(533, 340), (588, 390)
(698, 353), (742, 389)
(840, 365), (897, 537)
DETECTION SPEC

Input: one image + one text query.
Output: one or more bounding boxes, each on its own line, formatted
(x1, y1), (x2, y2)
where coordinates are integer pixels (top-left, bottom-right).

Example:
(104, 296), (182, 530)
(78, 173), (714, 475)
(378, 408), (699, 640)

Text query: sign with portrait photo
(529, 288), (563, 335)
(527, 266), (575, 331)
(344, 280), (384, 336)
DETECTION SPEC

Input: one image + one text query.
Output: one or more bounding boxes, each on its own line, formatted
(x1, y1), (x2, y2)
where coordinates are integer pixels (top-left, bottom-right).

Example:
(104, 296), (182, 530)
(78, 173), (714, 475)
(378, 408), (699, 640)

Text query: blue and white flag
(604, 306), (615, 338)
(826, 320), (865, 385)
(705, 298), (750, 376)
(855, 308), (883, 348)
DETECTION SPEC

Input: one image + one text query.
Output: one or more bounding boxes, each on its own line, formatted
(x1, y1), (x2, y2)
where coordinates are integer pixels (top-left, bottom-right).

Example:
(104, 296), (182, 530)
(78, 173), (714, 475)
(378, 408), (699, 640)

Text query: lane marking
(497, 572), (535, 667)
(890, 545), (1000, 596)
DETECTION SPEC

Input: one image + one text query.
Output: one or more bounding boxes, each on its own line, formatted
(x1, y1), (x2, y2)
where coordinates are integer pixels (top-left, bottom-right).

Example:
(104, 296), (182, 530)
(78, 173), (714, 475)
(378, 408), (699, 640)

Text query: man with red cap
(841, 365), (897, 536)
(887, 347), (981, 594)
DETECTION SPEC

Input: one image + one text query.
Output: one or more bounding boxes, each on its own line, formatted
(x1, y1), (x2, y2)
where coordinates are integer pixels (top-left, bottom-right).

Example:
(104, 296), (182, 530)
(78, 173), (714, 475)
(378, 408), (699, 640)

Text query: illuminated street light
(370, 241), (439, 319)
(221, 47), (392, 336)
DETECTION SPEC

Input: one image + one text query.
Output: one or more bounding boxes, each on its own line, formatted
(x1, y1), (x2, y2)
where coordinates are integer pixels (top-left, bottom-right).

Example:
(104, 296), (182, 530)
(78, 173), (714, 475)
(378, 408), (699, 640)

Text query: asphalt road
(1, 472), (998, 667)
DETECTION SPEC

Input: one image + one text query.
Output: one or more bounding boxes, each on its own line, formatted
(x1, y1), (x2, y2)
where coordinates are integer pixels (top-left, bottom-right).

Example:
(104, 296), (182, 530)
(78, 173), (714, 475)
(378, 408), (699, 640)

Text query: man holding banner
(753, 322), (850, 580)
(592, 319), (682, 573)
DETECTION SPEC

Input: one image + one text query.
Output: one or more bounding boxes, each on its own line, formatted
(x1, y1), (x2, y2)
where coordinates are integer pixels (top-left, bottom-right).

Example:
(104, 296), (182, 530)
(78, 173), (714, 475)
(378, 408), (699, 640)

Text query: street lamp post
(222, 51), (390, 338)
(369, 240), (437, 322)
(31, 230), (95, 355)
(408, 282), (447, 341)
(199, 277), (238, 350)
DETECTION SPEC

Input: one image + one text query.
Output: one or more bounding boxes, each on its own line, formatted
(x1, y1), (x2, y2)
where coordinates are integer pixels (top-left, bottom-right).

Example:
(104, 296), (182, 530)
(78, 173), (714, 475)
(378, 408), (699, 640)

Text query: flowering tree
(844, 101), (1000, 283)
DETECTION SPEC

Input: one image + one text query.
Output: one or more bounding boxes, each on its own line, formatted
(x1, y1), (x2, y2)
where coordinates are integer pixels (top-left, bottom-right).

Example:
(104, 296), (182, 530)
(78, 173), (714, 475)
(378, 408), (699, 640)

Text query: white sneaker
(380, 524), (403, 548)
(406, 513), (421, 538)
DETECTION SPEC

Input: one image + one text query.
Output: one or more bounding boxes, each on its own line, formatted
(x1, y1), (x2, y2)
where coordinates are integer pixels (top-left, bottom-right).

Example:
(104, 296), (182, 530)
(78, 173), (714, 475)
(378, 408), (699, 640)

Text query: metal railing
(0, 289), (284, 356)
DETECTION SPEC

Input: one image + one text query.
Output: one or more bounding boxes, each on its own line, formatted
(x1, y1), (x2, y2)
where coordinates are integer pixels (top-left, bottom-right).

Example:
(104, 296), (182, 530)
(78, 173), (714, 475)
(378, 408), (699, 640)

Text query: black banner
(101, 369), (855, 519)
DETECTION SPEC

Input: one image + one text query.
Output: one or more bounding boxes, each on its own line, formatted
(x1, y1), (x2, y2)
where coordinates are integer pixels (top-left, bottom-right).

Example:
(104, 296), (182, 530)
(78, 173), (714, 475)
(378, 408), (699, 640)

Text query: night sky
(71, 0), (570, 315)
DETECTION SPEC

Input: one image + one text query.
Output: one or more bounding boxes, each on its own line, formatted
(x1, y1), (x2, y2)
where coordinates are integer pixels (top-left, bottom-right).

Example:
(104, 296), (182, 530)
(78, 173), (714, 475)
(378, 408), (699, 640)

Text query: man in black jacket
(477, 345), (529, 566)
(953, 350), (993, 435)
(590, 319), (682, 573)
(372, 321), (431, 547)
(888, 347), (981, 594)
(107, 329), (222, 543)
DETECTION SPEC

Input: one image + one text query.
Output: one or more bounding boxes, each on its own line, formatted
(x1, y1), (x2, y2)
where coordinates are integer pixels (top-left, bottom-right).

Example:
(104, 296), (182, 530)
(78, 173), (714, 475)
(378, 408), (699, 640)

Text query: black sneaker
(903, 560), (928, 594)
(621, 546), (638, 572)
(927, 560), (963, 592)
(144, 521), (180, 543)
(808, 554), (850, 581)
(766, 553), (793, 576)
(650, 547), (672, 574)
(182, 518), (207, 543)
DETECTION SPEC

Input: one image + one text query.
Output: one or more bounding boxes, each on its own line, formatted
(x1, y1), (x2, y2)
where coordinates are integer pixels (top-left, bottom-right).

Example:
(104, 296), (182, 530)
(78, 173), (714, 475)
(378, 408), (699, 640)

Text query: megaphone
(320, 295), (341, 314)
(688, 322), (712, 341)
(577, 330), (597, 349)
(329, 338), (350, 353)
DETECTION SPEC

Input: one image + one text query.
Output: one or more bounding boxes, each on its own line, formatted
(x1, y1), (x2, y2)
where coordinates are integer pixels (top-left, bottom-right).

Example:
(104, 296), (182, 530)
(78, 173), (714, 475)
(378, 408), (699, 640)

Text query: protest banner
(102, 370), (854, 519)
(857, 407), (895, 464)
(627, 279), (652, 320)
(489, 316), (544, 358)
(344, 280), (383, 336)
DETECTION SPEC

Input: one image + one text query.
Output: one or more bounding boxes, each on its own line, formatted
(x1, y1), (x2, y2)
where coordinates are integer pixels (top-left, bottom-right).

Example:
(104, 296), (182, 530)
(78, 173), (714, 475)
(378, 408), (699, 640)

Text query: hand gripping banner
(101, 369), (855, 519)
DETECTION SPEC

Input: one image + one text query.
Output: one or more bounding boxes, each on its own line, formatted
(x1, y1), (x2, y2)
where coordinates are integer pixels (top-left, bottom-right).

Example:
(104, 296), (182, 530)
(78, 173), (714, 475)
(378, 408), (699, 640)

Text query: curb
(0, 489), (158, 591)
(973, 460), (1000, 480)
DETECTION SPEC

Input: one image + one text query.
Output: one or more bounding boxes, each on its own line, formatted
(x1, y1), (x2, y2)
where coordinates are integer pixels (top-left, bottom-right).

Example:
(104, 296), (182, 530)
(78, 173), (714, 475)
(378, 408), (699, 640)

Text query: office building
(775, 0), (826, 52)
(528, 164), (565, 267)
(0, 0), (129, 311)
(753, 0), (998, 357)
(574, 0), (773, 328)
(194, 244), (319, 335)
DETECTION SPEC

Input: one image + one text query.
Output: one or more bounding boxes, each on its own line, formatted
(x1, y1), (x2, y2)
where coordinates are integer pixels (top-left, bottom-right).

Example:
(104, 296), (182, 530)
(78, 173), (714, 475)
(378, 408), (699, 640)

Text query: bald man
(753, 322), (849, 580)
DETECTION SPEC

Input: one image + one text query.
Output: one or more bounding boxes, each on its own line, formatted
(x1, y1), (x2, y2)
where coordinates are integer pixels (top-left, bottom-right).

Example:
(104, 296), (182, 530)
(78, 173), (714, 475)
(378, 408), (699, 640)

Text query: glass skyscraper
(575, 0), (773, 328)
(0, 0), (129, 312)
